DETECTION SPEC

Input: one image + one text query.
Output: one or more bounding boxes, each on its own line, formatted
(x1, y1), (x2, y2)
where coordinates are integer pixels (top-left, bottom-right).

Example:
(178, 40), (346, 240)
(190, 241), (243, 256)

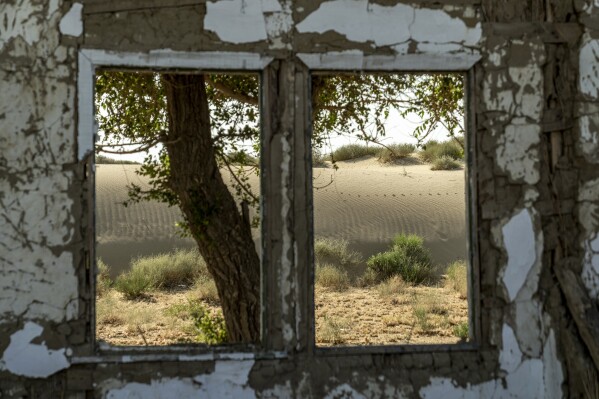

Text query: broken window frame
(299, 54), (481, 354)
(77, 49), (274, 355)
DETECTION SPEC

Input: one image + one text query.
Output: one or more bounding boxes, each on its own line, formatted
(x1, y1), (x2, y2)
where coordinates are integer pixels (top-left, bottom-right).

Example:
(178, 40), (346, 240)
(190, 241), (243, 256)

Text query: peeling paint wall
(1, 0), (598, 397)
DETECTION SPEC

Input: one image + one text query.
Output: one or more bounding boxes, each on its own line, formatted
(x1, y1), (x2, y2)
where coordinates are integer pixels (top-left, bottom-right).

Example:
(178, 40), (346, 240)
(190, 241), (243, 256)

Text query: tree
(95, 70), (463, 342)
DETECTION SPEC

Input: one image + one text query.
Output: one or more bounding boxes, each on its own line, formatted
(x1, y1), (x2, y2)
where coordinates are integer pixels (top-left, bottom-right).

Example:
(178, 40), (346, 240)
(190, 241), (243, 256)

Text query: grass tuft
(445, 260), (467, 299)
(315, 264), (350, 291)
(376, 276), (407, 298)
(191, 276), (220, 304)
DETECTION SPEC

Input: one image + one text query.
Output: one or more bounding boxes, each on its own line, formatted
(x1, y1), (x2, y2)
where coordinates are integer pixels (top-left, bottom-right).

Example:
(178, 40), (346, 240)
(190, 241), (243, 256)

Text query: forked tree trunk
(161, 74), (260, 343)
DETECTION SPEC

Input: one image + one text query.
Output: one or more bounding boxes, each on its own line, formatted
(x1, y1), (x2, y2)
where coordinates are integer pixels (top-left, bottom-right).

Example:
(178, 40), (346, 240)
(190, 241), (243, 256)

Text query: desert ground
(96, 156), (468, 346)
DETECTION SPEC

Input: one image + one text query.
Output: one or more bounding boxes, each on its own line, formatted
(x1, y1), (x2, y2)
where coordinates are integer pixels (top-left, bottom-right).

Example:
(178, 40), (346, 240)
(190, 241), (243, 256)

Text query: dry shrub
(445, 260), (467, 299)
(332, 144), (379, 161)
(378, 143), (416, 164)
(96, 258), (113, 297)
(376, 276), (407, 298)
(430, 155), (462, 171)
(317, 315), (349, 344)
(315, 264), (350, 291)
(191, 276), (220, 304)
(314, 237), (362, 268)
(96, 291), (125, 326)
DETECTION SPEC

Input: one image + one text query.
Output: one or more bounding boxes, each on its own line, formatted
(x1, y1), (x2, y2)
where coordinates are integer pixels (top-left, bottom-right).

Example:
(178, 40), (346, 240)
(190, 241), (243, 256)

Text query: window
(78, 50), (272, 350)
(311, 72), (470, 347)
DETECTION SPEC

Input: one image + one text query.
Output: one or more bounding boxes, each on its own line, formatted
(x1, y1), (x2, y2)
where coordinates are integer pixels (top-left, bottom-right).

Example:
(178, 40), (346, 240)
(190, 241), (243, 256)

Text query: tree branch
(206, 76), (258, 106)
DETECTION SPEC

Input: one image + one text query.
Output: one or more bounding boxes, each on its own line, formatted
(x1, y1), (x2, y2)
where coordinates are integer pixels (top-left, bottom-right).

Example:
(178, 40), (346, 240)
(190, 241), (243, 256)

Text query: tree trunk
(161, 73), (261, 343)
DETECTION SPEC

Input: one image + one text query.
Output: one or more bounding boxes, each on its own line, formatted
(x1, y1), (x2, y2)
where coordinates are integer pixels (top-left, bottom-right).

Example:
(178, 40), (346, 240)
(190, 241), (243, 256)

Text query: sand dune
(96, 158), (466, 276)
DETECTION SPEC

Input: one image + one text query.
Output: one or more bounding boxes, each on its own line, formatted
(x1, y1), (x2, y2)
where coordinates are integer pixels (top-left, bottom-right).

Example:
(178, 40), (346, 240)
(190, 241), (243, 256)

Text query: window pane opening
(94, 71), (262, 346)
(311, 72), (470, 347)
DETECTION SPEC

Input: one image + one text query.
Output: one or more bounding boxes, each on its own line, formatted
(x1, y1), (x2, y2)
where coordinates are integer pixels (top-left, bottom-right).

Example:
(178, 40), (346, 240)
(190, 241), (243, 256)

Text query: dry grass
(376, 276), (407, 298)
(445, 260), (467, 299)
(317, 315), (351, 344)
(191, 276), (220, 304)
(315, 264), (350, 291)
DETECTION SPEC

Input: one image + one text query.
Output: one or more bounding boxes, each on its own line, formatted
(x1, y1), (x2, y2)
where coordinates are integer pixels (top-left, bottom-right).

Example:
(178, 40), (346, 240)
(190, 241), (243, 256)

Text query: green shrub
(453, 321), (469, 340)
(115, 249), (208, 299)
(96, 258), (113, 297)
(314, 237), (362, 268)
(168, 299), (227, 344)
(315, 264), (350, 291)
(445, 260), (467, 298)
(332, 144), (379, 161)
(378, 144), (416, 164)
(366, 234), (433, 284)
(430, 155), (462, 171)
(419, 140), (463, 163)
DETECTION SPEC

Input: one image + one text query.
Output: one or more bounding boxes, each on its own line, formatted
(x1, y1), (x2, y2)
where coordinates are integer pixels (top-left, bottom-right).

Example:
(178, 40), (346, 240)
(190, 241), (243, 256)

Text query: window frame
(77, 49), (276, 356)
(300, 53), (481, 355)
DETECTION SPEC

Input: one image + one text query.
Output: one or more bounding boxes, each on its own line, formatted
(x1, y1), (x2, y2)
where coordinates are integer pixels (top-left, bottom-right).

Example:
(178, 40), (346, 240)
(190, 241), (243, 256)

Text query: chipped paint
(104, 361), (255, 398)
(496, 120), (541, 184)
(0, 322), (70, 378)
(582, 232), (599, 297)
(59, 3), (83, 37)
(420, 326), (562, 398)
(500, 208), (541, 302)
(580, 33), (599, 99)
(324, 383), (367, 399)
(296, 1), (480, 50)
(204, 0), (292, 45)
(578, 113), (599, 163)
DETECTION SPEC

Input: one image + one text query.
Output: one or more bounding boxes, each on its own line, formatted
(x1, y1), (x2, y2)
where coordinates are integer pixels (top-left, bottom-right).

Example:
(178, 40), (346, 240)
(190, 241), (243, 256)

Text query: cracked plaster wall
(1, 0), (597, 397)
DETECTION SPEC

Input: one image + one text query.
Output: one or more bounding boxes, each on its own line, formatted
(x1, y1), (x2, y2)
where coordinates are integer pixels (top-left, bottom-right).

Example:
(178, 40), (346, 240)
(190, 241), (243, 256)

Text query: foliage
(366, 234), (433, 284)
(114, 249), (208, 299)
(445, 260), (468, 299)
(186, 299), (228, 344)
(430, 155), (462, 171)
(315, 264), (350, 291)
(377, 143), (416, 164)
(166, 299), (227, 344)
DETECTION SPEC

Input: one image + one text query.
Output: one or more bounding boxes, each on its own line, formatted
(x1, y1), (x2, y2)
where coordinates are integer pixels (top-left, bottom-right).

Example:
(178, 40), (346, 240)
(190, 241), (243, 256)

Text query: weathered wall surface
(1, 0), (598, 397)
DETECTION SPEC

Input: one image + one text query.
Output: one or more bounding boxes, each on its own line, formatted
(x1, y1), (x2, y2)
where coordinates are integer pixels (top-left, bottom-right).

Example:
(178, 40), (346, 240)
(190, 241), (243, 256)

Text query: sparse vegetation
(445, 260), (467, 299)
(314, 237), (362, 268)
(376, 275), (406, 297)
(114, 249), (208, 299)
(430, 155), (462, 171)
(332, 144), (379, 161)
(366, 234), (434, 284)
(96, 258), (113, 297)
(317, 315), (349, 344)
(225, 150), (258, 166)
(378, 143), (416, 164)
(191, 276), (220, 304)
(419, 140), (463, 163)
(166, 299), (227, 344)
(312, 149), (329, 167)
(315, 264), (350, 291)
(96, 154), (139, 164)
